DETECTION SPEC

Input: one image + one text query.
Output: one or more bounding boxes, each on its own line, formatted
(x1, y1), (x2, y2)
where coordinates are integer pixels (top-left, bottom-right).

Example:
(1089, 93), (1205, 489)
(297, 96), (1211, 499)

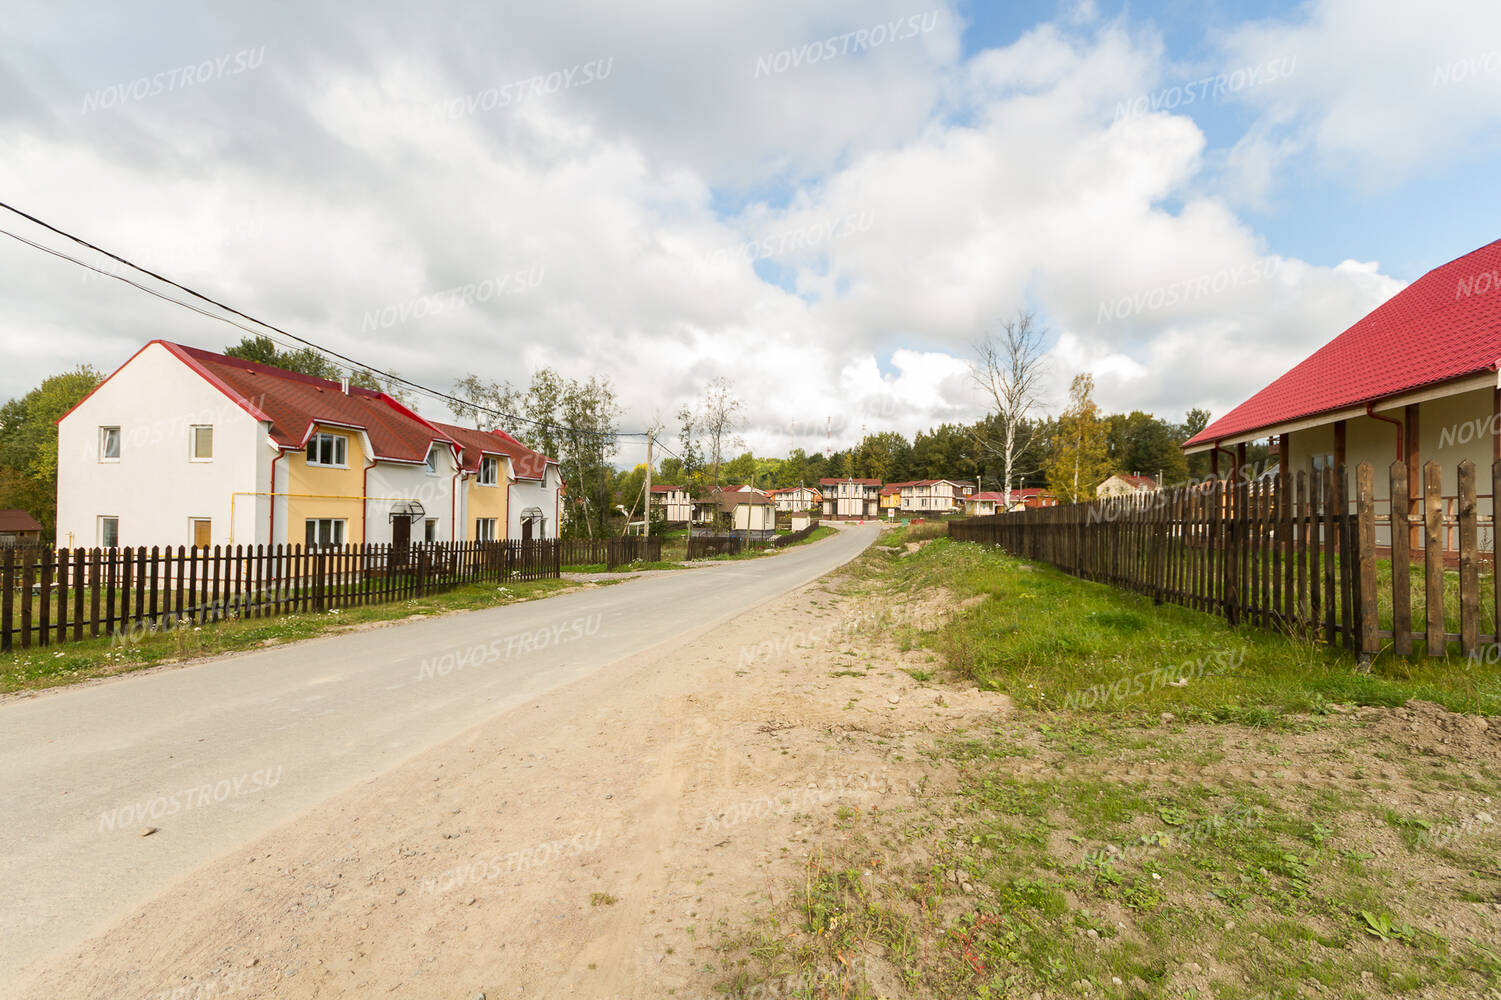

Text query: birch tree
(971, 310), (1047, 507)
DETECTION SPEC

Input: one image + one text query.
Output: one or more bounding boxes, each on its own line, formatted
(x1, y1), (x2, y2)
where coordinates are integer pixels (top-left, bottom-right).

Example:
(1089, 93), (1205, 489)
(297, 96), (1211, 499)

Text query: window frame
(304, 517), (347, 548)
(305, 432), (349, 469)
(424, 444), (440, 476)
(474, 517), (498, 542)
(98, 515), (119, 548)
(189, 424), (214, 462)
(99, 426), (121, 462)
(424, 518), (439, 542)
(478, 455), (499, 486)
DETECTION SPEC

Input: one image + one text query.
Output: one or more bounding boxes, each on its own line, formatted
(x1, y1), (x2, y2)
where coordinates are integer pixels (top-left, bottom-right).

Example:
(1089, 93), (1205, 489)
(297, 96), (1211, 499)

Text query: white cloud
(0, 0), (1424, 464)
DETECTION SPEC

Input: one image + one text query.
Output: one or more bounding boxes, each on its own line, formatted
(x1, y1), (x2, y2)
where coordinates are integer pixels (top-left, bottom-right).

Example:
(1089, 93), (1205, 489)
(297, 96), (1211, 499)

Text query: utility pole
(643, 429), (653, 539)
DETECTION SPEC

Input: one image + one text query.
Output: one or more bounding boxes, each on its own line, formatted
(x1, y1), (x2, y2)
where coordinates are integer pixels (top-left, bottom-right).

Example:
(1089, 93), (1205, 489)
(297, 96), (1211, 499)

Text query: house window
(478, 456), (499, 485)
(305, 518), (346, 548)
(424, 445), (439, 475)
(99, 426), (120, 462)
(190, 425), (213, 461)
(424, 518), (438, 542)
(475, 517), (498, 541)
(305, 432), (348, 468)
(191, 518), (212, 548)
(99, 515), (119, 548)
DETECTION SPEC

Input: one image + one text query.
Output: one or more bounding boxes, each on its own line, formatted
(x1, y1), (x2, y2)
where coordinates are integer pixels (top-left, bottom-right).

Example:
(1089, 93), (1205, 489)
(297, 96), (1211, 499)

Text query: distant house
(649, 484), (695, 523)
(767, 486), (821, 513)
(1097, 474), (1159, 499)
(1181, 236), (1501, 554)
(1007, 487), (1058, 510)
(0, 510), (42, 547)
(710, 486), (776, 535)
(901, 479), (974, 514)
(819, 478), (882, 519)
(964, 492), (1007, 516)
(879, 482), (909, 518)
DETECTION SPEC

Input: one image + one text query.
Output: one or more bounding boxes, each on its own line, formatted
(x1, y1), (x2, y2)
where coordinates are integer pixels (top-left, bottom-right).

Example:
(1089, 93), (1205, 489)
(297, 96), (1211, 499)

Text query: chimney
(340, 376), (350, 394)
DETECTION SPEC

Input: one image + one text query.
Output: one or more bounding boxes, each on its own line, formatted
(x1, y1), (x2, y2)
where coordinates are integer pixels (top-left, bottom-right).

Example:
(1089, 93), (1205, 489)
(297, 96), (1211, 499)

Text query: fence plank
(55, 547), (69, 645)
(1458, 460), (1479, 657)
(1390, 461), (1412, 655)
(1424, 461), (1444, 657)
(1356, 463), (1379, 658)
(1, 547), (13, 652)
(20, 548), (35, 649)
(38, 548), (53, 647)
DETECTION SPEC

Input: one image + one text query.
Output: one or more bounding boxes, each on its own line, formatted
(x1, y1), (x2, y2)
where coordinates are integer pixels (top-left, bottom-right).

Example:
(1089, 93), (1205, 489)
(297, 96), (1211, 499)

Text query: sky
(2, 0), (1499, 467)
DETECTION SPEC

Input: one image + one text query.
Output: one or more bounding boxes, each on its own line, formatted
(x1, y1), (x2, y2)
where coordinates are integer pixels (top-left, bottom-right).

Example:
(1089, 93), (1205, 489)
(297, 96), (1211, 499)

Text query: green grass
(713, 535), (1501, 999)
(847, 538), (1501, 719)
(0, 577), (576, 694)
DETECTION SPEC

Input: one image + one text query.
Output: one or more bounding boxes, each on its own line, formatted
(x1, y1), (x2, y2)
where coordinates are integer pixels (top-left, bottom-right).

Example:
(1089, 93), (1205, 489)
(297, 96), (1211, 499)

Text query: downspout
(361, 457), (377, 543)
(268, 450), (281, 545)
(1365, 402), (1403, 462)
(451, 471), (460, 541)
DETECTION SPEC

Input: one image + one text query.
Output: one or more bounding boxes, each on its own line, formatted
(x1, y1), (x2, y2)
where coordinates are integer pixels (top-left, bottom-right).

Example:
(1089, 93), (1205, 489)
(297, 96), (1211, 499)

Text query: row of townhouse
(964, 488), (1058, 516)
(820, 478), (882, 519)
(55, 341), (564, 551)
(874, 479), (976, 517)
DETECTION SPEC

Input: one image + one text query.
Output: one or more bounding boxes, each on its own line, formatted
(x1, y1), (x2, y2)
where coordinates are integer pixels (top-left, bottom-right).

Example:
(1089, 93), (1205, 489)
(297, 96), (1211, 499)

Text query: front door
(392, 516), (411, 562)
(521, 517), (533, 541)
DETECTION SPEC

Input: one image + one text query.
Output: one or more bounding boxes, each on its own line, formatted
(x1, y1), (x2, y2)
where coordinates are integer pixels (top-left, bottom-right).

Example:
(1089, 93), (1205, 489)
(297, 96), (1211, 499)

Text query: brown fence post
(1, 547), (12, 652)
(1424, 461), (1444, 657)
(1457, 459), (1479, 657)
(1355, 463), (1379, 662)
(1389, 461), (1412, 656)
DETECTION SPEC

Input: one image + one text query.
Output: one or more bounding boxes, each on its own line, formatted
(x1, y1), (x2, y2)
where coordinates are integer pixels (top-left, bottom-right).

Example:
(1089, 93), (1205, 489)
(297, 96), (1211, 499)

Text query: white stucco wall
(507, 464), (561, 539)
(56, 343), (267, 549)
(366, 448), (457, 544)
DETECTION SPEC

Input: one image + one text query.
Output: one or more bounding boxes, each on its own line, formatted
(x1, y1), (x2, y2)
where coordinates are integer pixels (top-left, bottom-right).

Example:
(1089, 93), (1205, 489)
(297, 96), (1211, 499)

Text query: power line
(0, 200), (648, 441)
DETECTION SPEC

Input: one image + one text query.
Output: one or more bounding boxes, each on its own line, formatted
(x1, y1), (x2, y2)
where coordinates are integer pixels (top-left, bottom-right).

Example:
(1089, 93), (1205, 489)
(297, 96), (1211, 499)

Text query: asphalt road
(0, 524), (878, 988)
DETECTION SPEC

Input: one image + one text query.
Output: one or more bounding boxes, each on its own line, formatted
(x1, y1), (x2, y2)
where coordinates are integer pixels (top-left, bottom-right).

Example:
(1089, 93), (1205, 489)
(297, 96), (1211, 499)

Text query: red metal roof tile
(1184, 238), (1501, 448)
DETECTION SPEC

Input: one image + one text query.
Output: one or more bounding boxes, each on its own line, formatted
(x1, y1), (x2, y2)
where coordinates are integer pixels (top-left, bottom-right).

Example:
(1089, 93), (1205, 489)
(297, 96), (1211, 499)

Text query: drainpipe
(268, 451), (281, 545)
(451, 470), (460, 541)
(1366, 402), (1404, 462)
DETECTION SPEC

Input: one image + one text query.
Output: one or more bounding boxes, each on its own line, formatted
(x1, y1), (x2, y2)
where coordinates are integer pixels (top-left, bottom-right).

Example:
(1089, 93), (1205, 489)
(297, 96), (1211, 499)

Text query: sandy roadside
(13, 547), (1008, 1000)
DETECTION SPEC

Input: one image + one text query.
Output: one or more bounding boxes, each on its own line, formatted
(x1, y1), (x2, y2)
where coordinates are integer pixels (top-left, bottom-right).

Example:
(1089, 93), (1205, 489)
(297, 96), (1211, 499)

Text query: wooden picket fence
(686, 533), (743, 559)
(950, 460), (1501, 661)
(558, 536), (664, 569)
(0, 539), (561, 652)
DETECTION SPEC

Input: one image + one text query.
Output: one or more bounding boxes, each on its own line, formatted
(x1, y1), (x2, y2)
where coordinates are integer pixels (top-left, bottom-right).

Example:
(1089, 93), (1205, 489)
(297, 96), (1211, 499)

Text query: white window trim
(189, 425), (214, 462)
(478, 455), (499, 486)
(305, 432), (350, 469)
(99, 426), (121, 463)
(98, 515), (120, 548)
(305, 517), (347, 548)
(424, 445), (440, 476)
(475, 517), (498, 541)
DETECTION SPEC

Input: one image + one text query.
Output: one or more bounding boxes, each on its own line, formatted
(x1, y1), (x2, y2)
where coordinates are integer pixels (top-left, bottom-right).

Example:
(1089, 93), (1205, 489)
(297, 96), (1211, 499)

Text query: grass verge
(711, 536), (1501, 999)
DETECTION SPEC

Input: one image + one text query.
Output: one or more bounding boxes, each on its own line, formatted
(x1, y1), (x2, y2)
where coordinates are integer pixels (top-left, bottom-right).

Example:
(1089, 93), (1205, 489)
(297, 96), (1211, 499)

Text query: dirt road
(4, 526), (903, 998)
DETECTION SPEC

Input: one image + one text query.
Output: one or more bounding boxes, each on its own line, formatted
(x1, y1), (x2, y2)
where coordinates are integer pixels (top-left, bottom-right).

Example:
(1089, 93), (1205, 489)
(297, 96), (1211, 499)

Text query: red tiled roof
(650, 484), (682, 493)
(818, 477), (882, 486)
(0, 510), (42, 532)
(1184, 238), (1501, 448)
(430, 421), (515, 474)
(166, 343), (453, 464)
(968, 492), (1007, 502)
(486, 430), (559, 482)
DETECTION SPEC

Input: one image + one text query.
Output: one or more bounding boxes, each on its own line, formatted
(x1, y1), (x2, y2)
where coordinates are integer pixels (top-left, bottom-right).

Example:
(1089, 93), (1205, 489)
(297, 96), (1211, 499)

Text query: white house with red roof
(766, 485), (821, 513)
(1182, 237), (1501, 542)
(55, 341), (558, 549)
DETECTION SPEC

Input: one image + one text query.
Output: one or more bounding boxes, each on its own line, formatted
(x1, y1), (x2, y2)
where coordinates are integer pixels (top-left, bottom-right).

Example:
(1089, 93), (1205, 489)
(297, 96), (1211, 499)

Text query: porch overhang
(1181, 370), (1500, 455)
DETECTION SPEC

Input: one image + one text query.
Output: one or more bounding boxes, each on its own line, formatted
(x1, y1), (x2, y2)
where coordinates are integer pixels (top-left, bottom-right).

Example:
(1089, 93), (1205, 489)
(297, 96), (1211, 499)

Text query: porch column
(1211, 448), (1219, 478)
(1234, 442), (1246, 481)
(1405, 403), (1421, 551)
(1278, 433), (1291, 478)
(1333, 420), (1347, 469)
